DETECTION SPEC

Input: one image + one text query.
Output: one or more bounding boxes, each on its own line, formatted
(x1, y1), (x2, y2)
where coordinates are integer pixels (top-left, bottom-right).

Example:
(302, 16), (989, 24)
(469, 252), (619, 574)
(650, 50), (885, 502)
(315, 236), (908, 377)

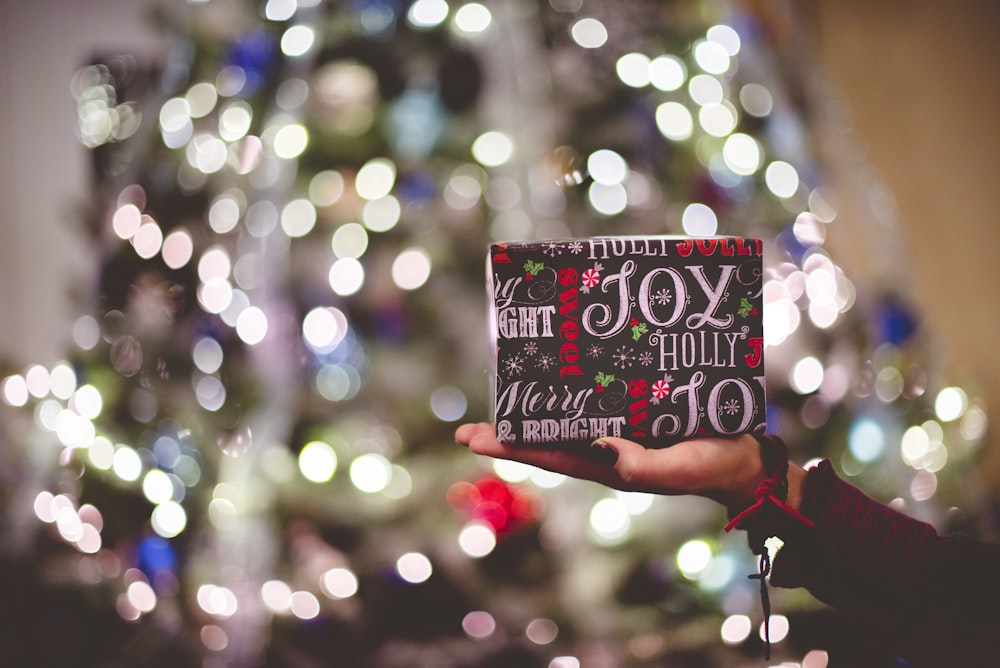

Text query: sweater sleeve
(768, 459), (1000, 665)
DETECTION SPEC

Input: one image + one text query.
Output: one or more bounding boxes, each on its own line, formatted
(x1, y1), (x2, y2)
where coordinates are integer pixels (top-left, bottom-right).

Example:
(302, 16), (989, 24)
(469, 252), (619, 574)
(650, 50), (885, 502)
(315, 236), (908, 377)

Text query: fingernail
(590, 439), (618, 465)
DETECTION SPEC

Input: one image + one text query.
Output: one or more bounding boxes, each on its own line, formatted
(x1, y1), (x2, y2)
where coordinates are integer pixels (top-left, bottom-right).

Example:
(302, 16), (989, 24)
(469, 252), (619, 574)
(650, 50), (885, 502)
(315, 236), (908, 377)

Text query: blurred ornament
(222, 30), (278, 96)
(137, 535), (177, 583)
(218, 424), (253, 457)
(545, 146), (585, 188)
(876, 296), (919, 345)
(458, 477), (541, 538)
(111, 335), (144, 377)
(385, 89), (447, 159)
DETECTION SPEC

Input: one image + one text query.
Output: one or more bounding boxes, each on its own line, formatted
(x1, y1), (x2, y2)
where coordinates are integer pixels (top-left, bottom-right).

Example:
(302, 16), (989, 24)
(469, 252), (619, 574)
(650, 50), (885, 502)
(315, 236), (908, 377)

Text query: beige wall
(806, 1), (1000, 482)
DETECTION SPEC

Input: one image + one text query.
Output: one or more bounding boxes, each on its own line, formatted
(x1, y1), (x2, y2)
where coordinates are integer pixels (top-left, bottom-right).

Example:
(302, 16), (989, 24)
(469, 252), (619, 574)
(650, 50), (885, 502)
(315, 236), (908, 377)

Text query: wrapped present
(487, 237), (766, 448)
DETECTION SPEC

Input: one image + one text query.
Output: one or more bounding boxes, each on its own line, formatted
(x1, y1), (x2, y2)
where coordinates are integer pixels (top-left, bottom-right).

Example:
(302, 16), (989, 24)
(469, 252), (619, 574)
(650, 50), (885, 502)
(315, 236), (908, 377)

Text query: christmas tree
(0, 1), (990, 666)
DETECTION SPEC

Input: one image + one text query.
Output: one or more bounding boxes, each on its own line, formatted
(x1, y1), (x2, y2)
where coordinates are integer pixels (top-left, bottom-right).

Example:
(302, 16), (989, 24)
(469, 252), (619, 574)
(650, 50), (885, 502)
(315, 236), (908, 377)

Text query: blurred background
(1, 1), (998, 666)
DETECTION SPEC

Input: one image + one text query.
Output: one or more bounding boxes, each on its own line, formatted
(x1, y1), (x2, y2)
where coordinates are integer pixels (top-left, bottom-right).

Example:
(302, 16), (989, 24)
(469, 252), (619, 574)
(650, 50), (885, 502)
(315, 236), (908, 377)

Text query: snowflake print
(524, 341), (538, 356)
(612, 346), (635, 369)
(541, 242), (563, 257)
(503, 353), (526, 377)
(586, 344), (604, 358)
(537, 354), (556, 371)
(652, 288), (672, 306)
(720, 398), (741, 416)
(568, 241), (583, 254)
(638, 351), (654, 366)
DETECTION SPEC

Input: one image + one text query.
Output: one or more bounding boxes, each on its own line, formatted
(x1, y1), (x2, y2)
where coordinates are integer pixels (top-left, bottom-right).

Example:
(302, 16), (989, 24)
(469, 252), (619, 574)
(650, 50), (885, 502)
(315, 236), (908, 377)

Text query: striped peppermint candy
(582, 268), (600, 288)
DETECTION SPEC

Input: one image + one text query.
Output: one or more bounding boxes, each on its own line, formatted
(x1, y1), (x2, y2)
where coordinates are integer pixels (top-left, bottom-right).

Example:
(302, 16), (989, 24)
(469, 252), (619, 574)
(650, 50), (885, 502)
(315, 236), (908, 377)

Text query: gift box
(487, 237), (766, 448)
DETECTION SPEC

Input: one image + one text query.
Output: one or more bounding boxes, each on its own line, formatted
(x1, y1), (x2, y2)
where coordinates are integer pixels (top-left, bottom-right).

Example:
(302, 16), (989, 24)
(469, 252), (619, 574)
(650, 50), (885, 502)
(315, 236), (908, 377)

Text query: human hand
(455, 423), (793, 513)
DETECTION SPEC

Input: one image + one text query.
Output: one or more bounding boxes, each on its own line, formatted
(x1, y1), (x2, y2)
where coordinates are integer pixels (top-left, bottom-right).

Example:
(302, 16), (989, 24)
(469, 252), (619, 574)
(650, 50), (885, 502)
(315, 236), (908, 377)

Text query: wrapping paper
(488, 237), (766, 448)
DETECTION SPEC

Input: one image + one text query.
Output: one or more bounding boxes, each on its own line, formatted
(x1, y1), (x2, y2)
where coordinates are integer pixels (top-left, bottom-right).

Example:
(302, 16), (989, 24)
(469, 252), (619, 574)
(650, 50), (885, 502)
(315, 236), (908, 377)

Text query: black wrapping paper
(488, 237), (766, 448)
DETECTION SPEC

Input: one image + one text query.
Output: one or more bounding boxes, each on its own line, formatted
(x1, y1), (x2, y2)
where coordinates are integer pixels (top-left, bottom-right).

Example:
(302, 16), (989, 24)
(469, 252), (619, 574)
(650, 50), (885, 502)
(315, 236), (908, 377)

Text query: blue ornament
(397, 171), (436, 203)
(222, 29), (278, 96)
(876, 297), (918, 345)
(137, 535), (177, 581)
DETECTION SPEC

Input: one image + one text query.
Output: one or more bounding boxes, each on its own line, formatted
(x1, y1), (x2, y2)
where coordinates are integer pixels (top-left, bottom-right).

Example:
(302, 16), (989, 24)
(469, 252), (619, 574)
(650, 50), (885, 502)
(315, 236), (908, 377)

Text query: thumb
(590, 436), (660, 490)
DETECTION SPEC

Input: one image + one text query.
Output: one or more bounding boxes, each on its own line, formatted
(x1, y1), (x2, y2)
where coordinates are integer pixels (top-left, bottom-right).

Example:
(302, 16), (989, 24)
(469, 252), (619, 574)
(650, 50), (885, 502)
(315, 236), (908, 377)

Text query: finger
(455, 422), (492, 446)
(595, 436), (714, 496)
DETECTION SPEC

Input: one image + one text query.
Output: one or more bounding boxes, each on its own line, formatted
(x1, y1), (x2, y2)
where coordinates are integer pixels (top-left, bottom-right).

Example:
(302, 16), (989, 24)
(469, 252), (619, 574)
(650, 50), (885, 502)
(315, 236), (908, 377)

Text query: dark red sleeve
(769, 460), (1000, 665)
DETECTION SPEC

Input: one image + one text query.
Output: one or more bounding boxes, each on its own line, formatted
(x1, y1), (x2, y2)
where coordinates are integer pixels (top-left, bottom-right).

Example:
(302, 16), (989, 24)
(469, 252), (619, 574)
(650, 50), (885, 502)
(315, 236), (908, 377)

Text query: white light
(290, 591), (320, 619)
(616, 52), (651, 88)
(570, 18), (607, 49)
(681, 203), (718, 235)
(588, 497), (630, 543)
(649, 55), (686, 91)
(198, 584), (238, 618)
(235, 306), (268, 345)
(698, 102), (737, 137)
(112, 445), (142, 482)
(587, 149), (628, 185)
(48, 363), (77, 400)
(408, 0), (449, 29)
(162, 229), (194, 269)
(310, 170), (345, 206)
(396, 552), (432, 583)
(471, 131), (514, 167)
(707, 24), (741, 56)
(266, 0), (297, 22)
(350, 453), (392, 493)
(430, 386), (467, 421)
(127, 580), (157, 614)
(493, 458), (533, 483)
(329, 258), (365, 296)
(131, 222), (163, 259)
(199, 246), (232, 282)
(113, 204), (142, 239)
(280, 25), (315, 57)
(198, 278), (233, 313)
(261, 580), (293, 614)
(655, 101), (693, 141)
(25, 364), (50, 398)
(720, 614), (752, 644)
(676, 539), (712, 578)
(209, 195), (242, 234)
(2, 375), (29, 407)
(693, 39), (730, 74)
(935, 386), (967, 422)
(273, 124), (308, 159)
(151, 501), (187, 538)
(361, 195), (401, 232)
(187, 82), (218, 118)
(739, 83), (773, 117)
(391, 247), (432, 290)
(318, 567), (359, 601)
(688, 74), (724, 106)
(588, 182), (627, 215)
(901, 425), (931, 465)
(302, 307), (347, 351)
(355, 158), (397, 200)
(142, 469), (175, 504)
(298, 441), (338, 483)
(458, 521), (497, 558)
(462, 611), (496, 639)
(453, 3), (491, 33)
(759, 614), (789, 643)
(765, 161), (800, 198)
(790, 356), (824, 394)
(722, 133), (762, 175)
(192, 337), (224, 374)
(331, 222), (368, 258)
(280, 198), (317, 237)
